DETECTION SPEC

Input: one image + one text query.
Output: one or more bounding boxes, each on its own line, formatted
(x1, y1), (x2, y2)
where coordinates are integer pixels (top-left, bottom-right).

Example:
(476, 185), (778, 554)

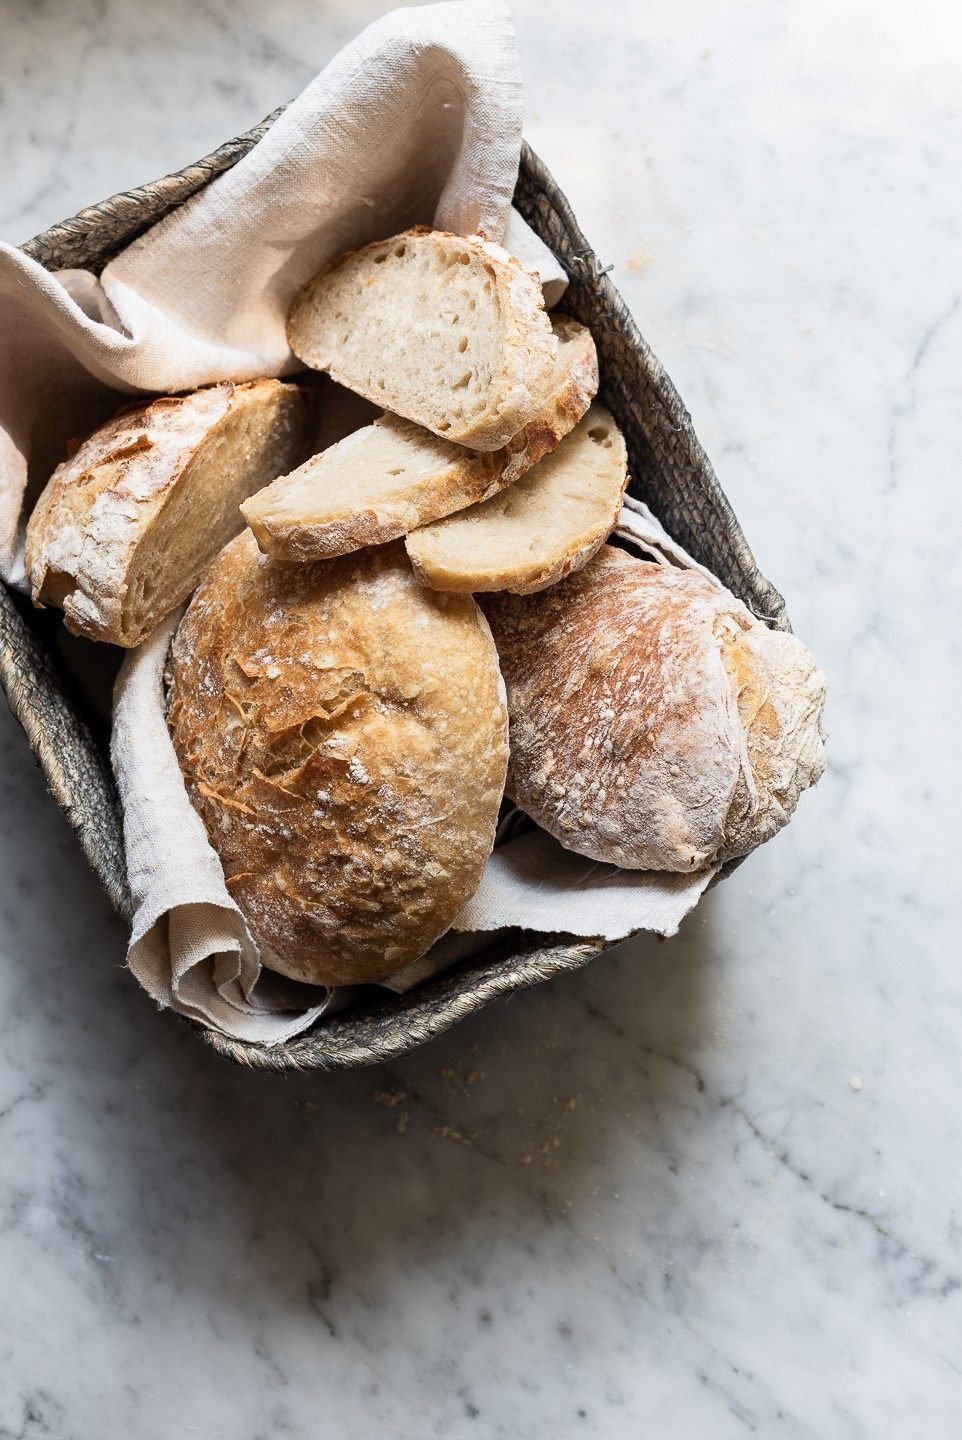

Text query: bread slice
(24, 380), (309, 648)
(405, 404), (629, 595)
(287, 226), (558, 450)
(242, 316), (597, 563)
(167, 532), (509, 987)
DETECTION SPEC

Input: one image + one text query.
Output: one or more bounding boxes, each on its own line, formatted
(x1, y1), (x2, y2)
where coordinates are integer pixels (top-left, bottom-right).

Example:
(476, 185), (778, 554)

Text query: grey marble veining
(2, 1), (961, 1436)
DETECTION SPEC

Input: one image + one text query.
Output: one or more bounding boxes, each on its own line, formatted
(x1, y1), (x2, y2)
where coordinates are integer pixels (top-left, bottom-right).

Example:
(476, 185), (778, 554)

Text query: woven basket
(0, 115), (789, 1071)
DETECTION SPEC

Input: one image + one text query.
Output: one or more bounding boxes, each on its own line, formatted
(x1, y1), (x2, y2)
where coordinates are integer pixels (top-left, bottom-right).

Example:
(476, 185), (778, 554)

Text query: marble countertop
(1, 1), (960, 1435)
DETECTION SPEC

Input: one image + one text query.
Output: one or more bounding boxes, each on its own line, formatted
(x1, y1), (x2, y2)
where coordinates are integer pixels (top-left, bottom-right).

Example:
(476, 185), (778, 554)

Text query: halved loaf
(242, 316), (598, 562)
(483, 547), (826, 871)
(25, 380), (309, 647)
(287, 227), (558, 450)
(405, 404), (628, 594)
(167, 532), (509, 987)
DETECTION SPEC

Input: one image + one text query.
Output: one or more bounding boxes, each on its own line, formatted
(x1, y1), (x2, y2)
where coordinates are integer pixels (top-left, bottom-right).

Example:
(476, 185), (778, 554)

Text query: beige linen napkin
(0, 0), (564, 588)
(112, 500), (719, 1044)
(112, 607), (333, 1043)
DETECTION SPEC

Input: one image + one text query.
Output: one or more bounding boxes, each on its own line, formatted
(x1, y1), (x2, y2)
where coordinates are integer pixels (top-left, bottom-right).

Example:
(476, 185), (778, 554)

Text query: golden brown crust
(167, 532), (509, 986)
(24, 380), (308, 646)
(483, 547), (826, 871)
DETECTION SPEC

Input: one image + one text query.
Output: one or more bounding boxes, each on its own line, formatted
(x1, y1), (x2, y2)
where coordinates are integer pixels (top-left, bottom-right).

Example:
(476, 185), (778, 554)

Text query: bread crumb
(850, 1076), (863, 1092)
(439, 1066), (484, 1094)
(395, 1111), (409, 1134)
(433, 1124), (473, 1148)
(373, 1089), (408, 1108)
(627, 250), (654, 275)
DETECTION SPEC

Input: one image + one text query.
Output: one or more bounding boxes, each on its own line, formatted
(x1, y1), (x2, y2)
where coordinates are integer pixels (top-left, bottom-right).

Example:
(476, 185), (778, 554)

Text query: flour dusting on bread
(483, 546), (826, 870)
(167, 532), (508, 986)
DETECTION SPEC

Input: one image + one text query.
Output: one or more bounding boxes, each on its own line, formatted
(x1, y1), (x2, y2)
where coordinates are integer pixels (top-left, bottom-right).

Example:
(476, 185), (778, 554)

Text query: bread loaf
(287, 227), (558, 450)
(242, 315), (598, 562)
(405, 403), (627, 594)
(24, 380), (308, 648)
(483, 546), (826, 870)
(167, 532), (509, 986)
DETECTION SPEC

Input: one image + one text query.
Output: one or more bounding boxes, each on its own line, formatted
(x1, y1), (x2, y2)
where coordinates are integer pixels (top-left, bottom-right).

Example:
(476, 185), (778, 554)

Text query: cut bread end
(26, 380), (310, 647)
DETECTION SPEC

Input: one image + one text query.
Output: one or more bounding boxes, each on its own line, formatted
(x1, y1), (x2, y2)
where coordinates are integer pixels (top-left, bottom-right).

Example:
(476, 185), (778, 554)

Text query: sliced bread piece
(404, 404), (629, 595)
(25, 380), (309, 647)
(242, 316), (598, 563)
(287, 226), (558, 450)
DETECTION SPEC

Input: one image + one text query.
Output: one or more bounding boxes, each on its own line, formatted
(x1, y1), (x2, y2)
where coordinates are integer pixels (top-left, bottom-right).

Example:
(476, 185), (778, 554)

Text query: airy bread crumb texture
(483, 546), (826, 871)
(405, 403), (628, 594)
(242, 314), (598, 562)
(167, 532), (509, 987)
(287, 227), (558, 450)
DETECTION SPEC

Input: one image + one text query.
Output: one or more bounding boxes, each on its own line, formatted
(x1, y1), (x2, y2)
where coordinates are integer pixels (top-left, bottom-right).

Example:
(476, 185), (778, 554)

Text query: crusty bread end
(25, 380), (309, 647)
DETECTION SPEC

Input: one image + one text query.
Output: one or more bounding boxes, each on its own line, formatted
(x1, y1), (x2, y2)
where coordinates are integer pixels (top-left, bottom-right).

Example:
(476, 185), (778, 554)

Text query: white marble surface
(1, 1), (960, 1435)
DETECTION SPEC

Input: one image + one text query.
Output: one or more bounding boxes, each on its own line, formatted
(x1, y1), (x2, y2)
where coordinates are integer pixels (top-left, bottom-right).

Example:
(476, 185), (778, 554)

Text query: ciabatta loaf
(242, 316), (598, 562)
(484, 547), (826, 871)
(167, 532), (509, 987)
(25, 380), (308, 648)
(287, 227), (558, 450)
(405, 404), (628, 594)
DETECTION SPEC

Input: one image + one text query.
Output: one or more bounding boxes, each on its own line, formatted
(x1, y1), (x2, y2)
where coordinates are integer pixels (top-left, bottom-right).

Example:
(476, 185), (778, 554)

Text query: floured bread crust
(167, 532), (509, 986)
(24, 380), (308, 647)
(483, 547), (826, 871)
(287, 226), (558, 450)
(242, 315), (598, 562)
